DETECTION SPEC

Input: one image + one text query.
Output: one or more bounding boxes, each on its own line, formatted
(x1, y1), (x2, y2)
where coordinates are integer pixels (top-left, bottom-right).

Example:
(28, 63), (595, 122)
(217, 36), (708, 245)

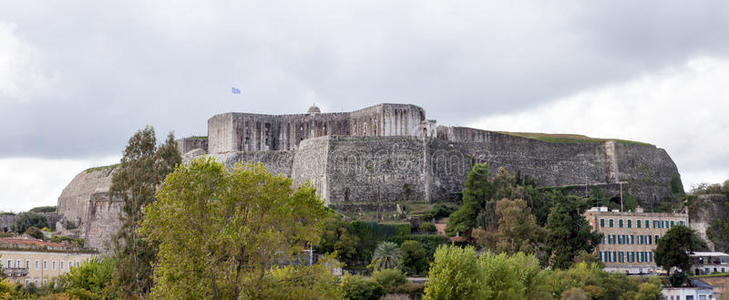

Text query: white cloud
(0, 21), (50, 101)
(469, 56), (729, 190)
(0, 155), (118, 213)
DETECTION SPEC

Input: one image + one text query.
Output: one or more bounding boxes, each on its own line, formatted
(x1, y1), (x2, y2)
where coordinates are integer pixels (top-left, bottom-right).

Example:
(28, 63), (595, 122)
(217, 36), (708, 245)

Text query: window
(34, 279), (38, 286)
(25, 260), (29, 268)
(42, 279), (47, 286)
(619, 219), (624, 228)
(645, 220), (649, 228)
(600, 252), (606, 262)
(609, 219), (614, 227)
(647, 235), (652, 245)
(629, 235), (634, 244)
(638, 235), (644, 244)
(637, 220), (641, 228)
(618, 252), (624, 262)
(628, 220), (632, 228)
(612, 252), (617, 263)
(35, 260), (38, 269)
(680, 221), (685, 225)
(24, 279), (29, 287)
(52, 261), (56, 270)
(69, 261), (73, 269)
(16, 260), (20, 268)
(654, 220), (659, 228)
(600, 219), (605, 227)
(61, 261), (65, 270)
(601, 236), (605, 244)
(618, 235), (624, 244)
(6, 260), (10, 268)
(76, 261), (80, 267)
(670, 221), (674, 227)
(664, 221), (669, 228)
(43, 260), (47, 270)
(655, 235), (660, 243)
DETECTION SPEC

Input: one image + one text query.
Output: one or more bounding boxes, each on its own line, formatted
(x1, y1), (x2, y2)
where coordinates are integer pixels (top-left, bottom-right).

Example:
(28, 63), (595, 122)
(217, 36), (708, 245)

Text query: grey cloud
(2, 0), (729, 158)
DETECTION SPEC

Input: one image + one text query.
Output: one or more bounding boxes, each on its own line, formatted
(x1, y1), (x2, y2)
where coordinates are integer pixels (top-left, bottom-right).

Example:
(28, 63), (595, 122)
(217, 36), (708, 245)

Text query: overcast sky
(1, 1), (729, 212)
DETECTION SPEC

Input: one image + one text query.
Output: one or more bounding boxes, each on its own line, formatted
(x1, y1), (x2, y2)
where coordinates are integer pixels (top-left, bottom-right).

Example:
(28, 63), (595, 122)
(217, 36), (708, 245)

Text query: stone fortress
(56, 103), (682, 252)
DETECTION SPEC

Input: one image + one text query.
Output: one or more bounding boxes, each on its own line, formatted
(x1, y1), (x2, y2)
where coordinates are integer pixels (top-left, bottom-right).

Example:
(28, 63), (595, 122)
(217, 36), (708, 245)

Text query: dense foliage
(56, 257), (115, 299)
(399, 240), (429, 275)
(10, 212), (48, 234)
(654, 224), (708, 283)
(109, 127), (180, 297)
(140, 158), (329, 299)
(424, 245), (662, 300)
(545, 194), (602, 269)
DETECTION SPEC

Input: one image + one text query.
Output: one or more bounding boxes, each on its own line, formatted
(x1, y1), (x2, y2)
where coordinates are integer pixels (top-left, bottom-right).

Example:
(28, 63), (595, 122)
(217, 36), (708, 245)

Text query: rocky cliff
(56, 165), (122, 253)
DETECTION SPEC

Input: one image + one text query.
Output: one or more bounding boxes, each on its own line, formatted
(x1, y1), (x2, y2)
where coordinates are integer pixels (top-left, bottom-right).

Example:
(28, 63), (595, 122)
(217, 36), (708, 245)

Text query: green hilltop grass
(84, 163), (121, 173)
(497, 131), (652, 146)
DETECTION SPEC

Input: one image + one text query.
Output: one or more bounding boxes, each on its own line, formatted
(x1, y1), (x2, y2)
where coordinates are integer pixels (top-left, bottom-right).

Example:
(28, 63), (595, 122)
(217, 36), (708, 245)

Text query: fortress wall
(208, 113), (235, 153)
(350, 105), (384, 136)
(209, 150), (294, 177)
(427, 131), (611, 201)
(614, 142), (681, 209)
(291, 136), (330, 203)
(176, 137), (208, 154)
(381, 104), (425, 137)
(325, 136), (427, 210)
(279, 113), (350, 151)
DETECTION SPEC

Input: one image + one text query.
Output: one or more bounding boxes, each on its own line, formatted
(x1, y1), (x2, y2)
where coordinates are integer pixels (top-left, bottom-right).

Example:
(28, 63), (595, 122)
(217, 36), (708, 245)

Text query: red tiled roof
(0, 237), (66, 248)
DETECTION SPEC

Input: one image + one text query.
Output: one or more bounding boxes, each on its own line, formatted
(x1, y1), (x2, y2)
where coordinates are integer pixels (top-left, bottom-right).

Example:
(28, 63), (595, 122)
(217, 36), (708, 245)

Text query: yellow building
(0, 237), (97, 287)
(584, 206), (689, 275)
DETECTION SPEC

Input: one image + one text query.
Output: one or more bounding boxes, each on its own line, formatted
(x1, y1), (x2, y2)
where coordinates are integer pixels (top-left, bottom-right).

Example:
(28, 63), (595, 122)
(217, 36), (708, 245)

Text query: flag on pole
(232, 87), (241, 94)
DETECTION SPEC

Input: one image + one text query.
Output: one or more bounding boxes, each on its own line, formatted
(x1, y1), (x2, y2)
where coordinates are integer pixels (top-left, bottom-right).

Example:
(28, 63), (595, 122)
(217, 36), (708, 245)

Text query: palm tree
(370, 242), (402, 270)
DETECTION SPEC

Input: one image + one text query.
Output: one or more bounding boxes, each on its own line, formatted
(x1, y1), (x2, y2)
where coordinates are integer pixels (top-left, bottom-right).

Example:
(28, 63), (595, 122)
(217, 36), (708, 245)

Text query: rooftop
(690, 252), (729, 257)
(0, 237), (95, 253)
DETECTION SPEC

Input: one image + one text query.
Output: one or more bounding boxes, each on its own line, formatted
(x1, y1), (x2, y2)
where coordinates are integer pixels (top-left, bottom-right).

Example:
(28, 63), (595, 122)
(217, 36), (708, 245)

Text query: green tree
(370, 241), (401, 271)
(340, 274), (384, 300)
(316, 217), (361, 268)
(419, 222), (436, 233)
(57, 257), (114, 299)
(371, 268), (406, 292)
(0, 279), (10, 299)
(109, 127), (181, 297)
(493, 198), (546, 255)
(423, 245), (490, 300)
(447, 165), (525, 237)
(140, 158), (329, 299)
(545, 195), (602, 269)
(654, 224), (708, 281)
(446, 164), (492, 236)
(400, 240), (429, 276)
(10, 212), (48, 234)
(480, 252), (551, 300)
(255, 254), (342, 300)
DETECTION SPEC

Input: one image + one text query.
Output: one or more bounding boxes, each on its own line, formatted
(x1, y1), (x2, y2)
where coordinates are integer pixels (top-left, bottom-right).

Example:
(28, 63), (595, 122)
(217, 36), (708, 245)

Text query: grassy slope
(497, 131), (652, 146)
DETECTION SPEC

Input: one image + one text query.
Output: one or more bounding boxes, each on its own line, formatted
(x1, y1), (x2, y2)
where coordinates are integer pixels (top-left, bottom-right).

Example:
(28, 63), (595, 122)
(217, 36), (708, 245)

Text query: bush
(11, 212), (48, 234)
(372, 269), (406, 292)
(340, 275), (385, 300)
(400, 240), (429, 276)
(25, 226), (43, 239)
(388, 235), (450, 259)
(418, 222), (436, 233)
(422, 204), (456, 221)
